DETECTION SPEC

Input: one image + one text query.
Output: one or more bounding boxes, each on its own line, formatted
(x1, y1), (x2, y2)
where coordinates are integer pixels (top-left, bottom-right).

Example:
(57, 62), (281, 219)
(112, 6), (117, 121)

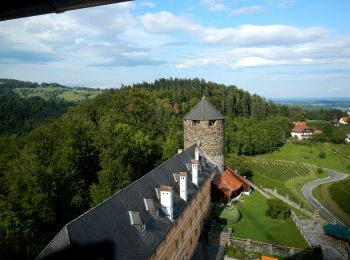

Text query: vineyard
(250, 161), (310, 182)
(249, 159), (316, 206)
(329, 177), (350, 215)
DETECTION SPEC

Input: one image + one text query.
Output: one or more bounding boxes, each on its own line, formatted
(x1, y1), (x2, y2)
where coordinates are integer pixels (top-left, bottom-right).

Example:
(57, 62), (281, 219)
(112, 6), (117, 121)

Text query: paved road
(301, 168), (348, 226)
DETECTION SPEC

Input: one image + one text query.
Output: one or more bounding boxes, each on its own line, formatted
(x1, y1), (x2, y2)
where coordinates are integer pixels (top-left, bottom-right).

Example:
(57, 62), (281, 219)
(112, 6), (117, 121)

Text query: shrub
(317, 168), (323, 174)
(266, 199), (290, 220)
(215, 203), (241, 225)
(319, 152), (326, 159)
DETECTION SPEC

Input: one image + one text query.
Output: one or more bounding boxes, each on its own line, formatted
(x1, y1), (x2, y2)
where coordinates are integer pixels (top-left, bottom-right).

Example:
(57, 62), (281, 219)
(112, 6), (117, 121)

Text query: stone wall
(229, 237), (312, 259)
(184, 119), (224, 171)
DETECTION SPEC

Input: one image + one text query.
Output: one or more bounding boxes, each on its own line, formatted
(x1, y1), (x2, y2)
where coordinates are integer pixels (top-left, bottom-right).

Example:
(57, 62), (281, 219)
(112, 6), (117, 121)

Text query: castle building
(183, 96), (225, 171)
(38, 97), (250, 260)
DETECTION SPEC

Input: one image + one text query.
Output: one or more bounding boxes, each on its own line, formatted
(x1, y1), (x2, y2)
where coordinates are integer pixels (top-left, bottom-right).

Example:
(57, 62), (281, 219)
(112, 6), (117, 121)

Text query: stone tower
(183, 97), (225, 171)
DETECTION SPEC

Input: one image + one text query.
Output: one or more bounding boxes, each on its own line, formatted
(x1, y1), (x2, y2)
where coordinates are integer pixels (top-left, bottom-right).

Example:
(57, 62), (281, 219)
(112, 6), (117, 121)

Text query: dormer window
(128, 211), (145, 233)
(144, 198), (159, 218)
(192, 120), (200, 126)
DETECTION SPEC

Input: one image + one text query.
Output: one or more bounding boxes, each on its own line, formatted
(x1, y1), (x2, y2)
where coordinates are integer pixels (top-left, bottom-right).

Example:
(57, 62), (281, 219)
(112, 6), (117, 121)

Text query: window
(195, 209), (198, 217)
(175, 239), (179, 250)
(208, 120), (216, 126)
(195, 228), (198, 236)
(190, 217), (192, 226)
(192, 120), (200, 126)
(181, 230), (184, 240)
(190, 237), (193, 246)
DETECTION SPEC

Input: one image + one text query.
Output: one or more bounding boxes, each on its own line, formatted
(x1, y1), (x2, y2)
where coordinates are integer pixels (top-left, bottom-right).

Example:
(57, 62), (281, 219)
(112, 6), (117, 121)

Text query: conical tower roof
(184, 96), (224, 120)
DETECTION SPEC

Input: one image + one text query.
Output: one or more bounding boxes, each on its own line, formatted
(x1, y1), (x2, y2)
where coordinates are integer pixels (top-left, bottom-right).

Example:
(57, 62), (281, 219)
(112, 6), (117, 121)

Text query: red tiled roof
(292, 121), (307, 126)
(341, 117), (349, 122)
(212, 170), (243, 198)
(292, 124), (310, 133)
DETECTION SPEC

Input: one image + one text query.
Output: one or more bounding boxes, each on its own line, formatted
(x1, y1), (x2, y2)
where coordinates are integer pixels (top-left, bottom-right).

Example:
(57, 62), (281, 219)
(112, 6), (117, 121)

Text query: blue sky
(0, 0), (349, 98)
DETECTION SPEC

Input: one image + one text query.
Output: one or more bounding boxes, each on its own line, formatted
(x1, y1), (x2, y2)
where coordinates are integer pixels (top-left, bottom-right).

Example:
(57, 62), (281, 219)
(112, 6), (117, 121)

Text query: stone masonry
(184, 119), (224, 171)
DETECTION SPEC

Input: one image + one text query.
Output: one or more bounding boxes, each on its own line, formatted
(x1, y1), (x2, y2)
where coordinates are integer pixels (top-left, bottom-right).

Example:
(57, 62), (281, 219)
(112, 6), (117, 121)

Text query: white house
(291, 122), (313, 140)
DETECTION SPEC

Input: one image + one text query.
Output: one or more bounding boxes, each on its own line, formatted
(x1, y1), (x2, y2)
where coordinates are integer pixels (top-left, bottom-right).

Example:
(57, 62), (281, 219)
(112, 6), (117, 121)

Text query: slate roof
(183, 97), (225, 120)
(37, 144), (218, 260)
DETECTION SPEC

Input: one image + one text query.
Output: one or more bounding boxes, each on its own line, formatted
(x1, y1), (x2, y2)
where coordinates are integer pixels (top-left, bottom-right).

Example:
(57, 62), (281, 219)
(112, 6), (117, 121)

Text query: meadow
(312, 179), (350, 227)
(231, 192), (309, 249)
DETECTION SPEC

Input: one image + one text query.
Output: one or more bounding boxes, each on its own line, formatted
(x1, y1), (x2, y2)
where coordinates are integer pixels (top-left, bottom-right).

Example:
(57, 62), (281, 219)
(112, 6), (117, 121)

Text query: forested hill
(0, 78), (344, 259)
(0, 79), (104, 136)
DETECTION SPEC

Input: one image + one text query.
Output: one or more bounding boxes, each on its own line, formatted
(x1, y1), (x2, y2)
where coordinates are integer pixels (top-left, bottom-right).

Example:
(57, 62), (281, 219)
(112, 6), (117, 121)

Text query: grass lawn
(312, 180), (350, 227)
(255, 141), (350, 174)
(231, 192), (309, 249)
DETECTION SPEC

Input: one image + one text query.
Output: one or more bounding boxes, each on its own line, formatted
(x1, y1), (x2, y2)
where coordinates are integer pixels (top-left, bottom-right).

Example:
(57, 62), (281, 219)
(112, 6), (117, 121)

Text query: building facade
(183, 97), (225, 171)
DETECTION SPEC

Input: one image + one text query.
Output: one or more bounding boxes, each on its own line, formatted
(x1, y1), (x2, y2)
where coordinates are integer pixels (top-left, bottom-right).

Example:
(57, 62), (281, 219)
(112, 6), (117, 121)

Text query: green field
(249, 159), (327, 210)
(13, 86), (103, 102)
(231, 192), (309, 249)
(312, 179), (350, 227)
(255, 141), (350, 174)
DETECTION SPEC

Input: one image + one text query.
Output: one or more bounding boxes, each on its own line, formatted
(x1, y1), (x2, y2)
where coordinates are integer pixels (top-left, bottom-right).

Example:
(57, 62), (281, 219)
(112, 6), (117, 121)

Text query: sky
(0, 0), (349, 98)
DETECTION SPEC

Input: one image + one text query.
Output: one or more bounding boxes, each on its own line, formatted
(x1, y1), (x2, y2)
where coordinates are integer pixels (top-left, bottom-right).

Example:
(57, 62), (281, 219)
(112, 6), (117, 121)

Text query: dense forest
(0, 96), (70, 135)
(0, 78), (346, 259)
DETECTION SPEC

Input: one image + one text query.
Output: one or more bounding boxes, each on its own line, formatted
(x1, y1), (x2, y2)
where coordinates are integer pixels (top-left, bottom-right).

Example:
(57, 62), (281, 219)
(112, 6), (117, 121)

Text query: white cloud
(139, 12), (327, 46)
(200, 0), (227, 11)
(139, 1), (155, 8)
(229, 5), (265, 16)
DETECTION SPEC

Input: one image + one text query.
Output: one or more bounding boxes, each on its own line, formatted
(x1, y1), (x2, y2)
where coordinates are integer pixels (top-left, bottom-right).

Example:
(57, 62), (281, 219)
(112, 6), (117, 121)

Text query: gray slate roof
(37, 144), (218, 260)
(183, 97), (225, 120)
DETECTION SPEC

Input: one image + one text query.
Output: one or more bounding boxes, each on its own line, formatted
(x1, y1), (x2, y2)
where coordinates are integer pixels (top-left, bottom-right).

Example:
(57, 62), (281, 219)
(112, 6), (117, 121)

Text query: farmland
(249, 159), (327, 210)
(256, 141), (350, 174)
(14, 86), (103, 102)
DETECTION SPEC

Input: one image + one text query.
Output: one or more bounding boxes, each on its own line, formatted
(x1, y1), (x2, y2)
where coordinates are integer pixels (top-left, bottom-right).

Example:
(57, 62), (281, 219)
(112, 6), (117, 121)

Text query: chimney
(179, 172), (187, 201)
(160, 185), (174, 221)
(195, 147), (199, 161)
(192, 159), (199, 186)
(178, 149), (183, 154)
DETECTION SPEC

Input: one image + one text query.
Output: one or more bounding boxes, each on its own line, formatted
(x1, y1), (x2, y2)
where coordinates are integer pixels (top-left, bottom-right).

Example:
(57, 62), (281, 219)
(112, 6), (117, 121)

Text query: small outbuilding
(211, 167), (251, 204)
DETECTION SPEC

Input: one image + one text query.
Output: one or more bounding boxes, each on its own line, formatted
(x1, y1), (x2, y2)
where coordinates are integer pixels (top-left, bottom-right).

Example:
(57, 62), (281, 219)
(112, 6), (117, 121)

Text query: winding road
(301, 168), (348, 226)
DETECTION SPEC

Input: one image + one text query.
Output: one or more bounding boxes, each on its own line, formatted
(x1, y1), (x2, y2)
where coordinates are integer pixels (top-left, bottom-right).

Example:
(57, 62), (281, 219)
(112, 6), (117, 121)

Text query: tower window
(192, 120), (200, 126)
(208, 120), (216, 126)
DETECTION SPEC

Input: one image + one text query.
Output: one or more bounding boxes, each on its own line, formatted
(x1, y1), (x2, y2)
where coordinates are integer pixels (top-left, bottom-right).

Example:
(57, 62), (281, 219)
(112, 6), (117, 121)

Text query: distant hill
(0, 79), (105, 136)
(0, 79), (104, 102)
(273, 97), (350, 112)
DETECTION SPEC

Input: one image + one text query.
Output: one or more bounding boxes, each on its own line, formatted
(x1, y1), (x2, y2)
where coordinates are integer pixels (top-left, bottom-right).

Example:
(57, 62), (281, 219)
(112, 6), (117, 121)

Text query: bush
(319, 152), (326, 159)
(214, 203), (241, 225)
(266, 199), (290, 220)
(317, 168), (323, 174)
